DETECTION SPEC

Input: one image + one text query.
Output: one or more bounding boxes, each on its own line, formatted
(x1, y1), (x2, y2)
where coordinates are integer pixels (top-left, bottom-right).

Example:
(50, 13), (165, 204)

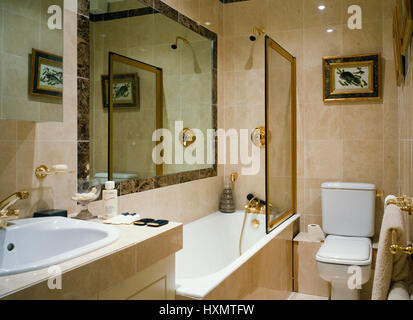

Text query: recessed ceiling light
(205, 21), (211, 26)
(326, 28), (334, 33)
(318, 5), (326, 10)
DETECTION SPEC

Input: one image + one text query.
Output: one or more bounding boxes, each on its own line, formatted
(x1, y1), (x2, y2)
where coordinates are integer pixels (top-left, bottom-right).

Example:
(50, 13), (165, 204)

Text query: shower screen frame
(265, 36), (297, 234)
(108, 52), (163, 181)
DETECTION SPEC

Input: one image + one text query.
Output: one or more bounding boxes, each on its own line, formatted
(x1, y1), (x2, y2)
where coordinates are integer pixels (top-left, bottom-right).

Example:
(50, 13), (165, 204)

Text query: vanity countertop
(0, 218), (182, 298)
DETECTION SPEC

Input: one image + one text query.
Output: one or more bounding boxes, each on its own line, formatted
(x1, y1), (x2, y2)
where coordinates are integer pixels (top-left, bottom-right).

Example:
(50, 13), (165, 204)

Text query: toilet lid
(316, 235), (372, 266)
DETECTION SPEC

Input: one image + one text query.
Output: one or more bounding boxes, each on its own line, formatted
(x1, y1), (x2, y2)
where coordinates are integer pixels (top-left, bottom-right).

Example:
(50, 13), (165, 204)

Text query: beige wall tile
(268, 0), (303, 32)
(303, 0), (343, 28)
(303, 25), (343, 68)
(342, 104), (383, 140)
(304, 140), (343, 179)
(0, 120), (17, 141)
(343, 140), (383, 182)
(0, 141), (17, 199)
(3, 12), (40, 57)
(303, 103), (343, 140)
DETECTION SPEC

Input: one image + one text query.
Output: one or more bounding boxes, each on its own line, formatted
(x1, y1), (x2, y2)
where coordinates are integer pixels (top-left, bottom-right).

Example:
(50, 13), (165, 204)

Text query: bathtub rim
(175, 213), (300, 299)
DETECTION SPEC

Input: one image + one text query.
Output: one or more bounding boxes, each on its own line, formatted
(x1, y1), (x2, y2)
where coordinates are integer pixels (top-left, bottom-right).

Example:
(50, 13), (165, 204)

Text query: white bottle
(103, 181), (118, 219)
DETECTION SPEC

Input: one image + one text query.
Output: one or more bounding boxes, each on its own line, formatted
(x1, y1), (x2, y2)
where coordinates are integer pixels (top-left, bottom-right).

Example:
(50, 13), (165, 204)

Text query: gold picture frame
(398, 0), (413, 56)
(323, 54), (381, 102)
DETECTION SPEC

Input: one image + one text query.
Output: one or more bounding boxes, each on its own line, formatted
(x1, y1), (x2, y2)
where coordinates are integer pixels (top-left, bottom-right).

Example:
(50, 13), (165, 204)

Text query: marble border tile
(153, 0), (178, 21)
(78, 0), (218, 196)
(77, 78), (89, 141)
(77, 0), (89, 17)
(77, 14), (90, 79)
(77, 0), (90, 192)
(77, 141), (90, 181)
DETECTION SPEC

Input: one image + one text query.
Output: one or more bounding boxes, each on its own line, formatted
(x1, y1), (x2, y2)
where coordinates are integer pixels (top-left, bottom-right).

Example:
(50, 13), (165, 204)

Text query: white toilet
(316, 182), (376, 300)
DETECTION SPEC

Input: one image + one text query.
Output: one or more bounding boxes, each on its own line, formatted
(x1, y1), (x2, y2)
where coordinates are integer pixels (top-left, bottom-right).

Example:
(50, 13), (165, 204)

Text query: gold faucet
(0, 191), (29, 228)
(244, 196), (268, 215)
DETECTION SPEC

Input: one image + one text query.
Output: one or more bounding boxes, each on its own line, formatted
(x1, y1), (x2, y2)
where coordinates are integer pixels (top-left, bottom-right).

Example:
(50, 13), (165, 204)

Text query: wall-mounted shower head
(171, 36), (189, 50)
(249, 27), (265, 42)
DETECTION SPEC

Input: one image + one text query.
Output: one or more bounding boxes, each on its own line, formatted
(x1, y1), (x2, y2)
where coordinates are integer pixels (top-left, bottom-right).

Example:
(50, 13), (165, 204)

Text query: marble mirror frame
(76, 0), (217, 195)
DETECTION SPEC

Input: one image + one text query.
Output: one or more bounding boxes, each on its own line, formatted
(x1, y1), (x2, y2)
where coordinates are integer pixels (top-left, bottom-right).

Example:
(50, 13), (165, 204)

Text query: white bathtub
(175, 210), (299, 299)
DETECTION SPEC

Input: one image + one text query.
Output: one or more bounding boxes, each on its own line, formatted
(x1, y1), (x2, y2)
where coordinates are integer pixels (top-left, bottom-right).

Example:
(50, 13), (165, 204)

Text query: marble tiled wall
(222, 0), (398, 237)
(0, 0), (78, 217)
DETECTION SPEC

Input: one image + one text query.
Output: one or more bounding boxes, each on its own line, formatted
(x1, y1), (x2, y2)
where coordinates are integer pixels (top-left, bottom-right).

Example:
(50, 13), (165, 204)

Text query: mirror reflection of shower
(171, 36), (202, 74)
(245, 27), (265, 70)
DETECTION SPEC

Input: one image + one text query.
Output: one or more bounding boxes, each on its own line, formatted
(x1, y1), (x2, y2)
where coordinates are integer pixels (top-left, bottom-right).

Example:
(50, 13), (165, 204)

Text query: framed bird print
(323, 54), (381, 102)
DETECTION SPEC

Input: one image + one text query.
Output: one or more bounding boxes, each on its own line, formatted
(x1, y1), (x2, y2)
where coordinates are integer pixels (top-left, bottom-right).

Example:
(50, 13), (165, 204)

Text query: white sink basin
(0, 217), (119, 276)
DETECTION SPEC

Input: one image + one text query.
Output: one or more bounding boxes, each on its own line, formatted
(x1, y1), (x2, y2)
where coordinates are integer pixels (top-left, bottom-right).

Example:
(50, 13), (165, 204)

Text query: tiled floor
(288, 292), (328, 300)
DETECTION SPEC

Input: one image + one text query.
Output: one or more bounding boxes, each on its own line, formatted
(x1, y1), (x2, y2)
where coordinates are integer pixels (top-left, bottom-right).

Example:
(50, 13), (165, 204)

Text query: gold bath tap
(0, 191), (29, 228)
(244, 196), (270, 215)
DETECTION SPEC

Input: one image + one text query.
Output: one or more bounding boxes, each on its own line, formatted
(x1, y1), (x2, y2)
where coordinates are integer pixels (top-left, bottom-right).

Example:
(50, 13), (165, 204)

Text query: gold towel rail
(390, 229), (413, 255)
(385, 196), (412, 215)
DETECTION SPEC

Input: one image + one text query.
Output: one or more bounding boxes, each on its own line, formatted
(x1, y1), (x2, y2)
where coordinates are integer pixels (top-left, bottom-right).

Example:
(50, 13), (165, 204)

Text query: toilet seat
(316, 235), (372, 266)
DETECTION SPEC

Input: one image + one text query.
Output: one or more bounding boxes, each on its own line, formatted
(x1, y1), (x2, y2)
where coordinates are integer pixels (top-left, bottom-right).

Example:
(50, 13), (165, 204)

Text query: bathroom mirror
(0, 0), (64, 122)
(265, 36), (297, 233)
(87, 0), (217, 192)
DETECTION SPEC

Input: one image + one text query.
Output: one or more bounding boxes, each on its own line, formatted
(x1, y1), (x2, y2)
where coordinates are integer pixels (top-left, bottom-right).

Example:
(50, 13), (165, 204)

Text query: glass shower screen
(265, 36), (297, 233)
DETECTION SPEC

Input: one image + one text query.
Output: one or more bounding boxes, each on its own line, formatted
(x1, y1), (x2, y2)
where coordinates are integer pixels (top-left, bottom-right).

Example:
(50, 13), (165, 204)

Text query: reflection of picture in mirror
(39, 64), (63, 89)
(30, 49), (63, 99)
(101, 73), (139, 108)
